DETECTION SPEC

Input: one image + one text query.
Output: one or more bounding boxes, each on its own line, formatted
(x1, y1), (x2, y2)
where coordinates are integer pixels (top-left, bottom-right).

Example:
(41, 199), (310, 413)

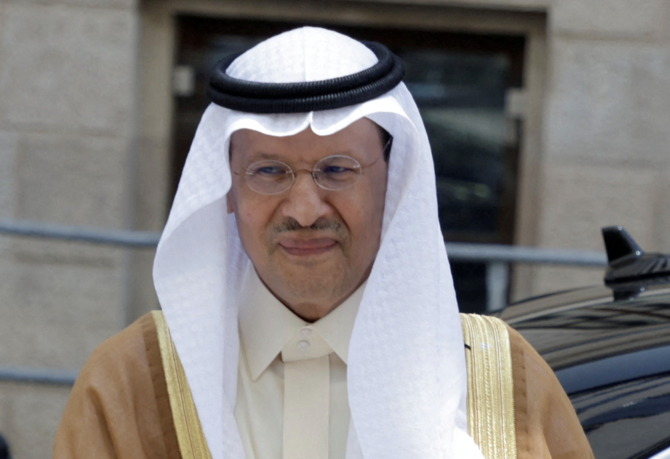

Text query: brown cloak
(53, 313), (593, 459)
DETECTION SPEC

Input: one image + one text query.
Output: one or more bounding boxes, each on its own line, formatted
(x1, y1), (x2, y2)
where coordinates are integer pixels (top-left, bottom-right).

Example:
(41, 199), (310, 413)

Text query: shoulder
(80, 312), (157, 381)
(459, 313), (593, 458)
(502, 319), (594, 459)
(459, 312), (558, 377)
(54, 312), (177, 459)
(65, 311), (161, 408)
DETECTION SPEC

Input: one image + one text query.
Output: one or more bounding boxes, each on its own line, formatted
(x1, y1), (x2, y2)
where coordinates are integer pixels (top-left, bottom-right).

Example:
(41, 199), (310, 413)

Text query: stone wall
(529, 0), (670, 295)
(0, 0), (141, 457)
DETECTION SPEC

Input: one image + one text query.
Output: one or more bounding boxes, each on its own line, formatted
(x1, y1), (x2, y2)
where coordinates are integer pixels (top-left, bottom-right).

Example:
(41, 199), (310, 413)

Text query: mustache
(273, 218), (343, 234)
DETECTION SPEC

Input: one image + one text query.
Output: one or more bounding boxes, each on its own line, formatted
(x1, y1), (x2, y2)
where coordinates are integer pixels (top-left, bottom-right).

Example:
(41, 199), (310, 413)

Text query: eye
(247, 161), (289, 178)
(317, 156), (361, 178)
(322, 165), (354, 174)
(255, 166), (283, 176)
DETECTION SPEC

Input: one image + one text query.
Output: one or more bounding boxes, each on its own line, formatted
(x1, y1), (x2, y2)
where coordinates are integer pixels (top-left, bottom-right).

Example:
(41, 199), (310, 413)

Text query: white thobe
(234, 268), (363, 459)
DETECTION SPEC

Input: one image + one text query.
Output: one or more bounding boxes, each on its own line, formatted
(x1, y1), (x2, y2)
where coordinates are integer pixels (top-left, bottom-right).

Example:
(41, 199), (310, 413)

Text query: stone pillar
(0, 1), (141, 457)
(528, 0), (670, 295)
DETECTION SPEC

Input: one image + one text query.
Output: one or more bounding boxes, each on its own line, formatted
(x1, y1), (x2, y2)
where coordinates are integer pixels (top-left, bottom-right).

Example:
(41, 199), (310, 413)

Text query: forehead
(229, 117), (384, 162)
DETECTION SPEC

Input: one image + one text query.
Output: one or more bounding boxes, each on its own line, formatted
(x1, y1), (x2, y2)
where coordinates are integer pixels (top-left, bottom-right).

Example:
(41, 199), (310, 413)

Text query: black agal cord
(206, 42), (405, 114)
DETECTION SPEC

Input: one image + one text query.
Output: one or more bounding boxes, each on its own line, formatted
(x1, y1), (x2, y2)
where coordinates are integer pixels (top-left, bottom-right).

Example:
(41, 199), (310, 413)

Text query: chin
(276, 266), (354, 307)
(286, 273), (347, 302)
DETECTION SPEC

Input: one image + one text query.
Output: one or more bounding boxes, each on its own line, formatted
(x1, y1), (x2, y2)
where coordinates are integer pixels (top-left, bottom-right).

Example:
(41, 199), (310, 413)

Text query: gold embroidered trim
(152, 311), (213, 459)
(461, 314), (517, 459)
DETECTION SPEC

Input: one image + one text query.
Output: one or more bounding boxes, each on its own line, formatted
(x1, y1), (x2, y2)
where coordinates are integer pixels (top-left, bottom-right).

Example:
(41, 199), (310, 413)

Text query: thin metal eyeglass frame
(232, 136), (392, 195)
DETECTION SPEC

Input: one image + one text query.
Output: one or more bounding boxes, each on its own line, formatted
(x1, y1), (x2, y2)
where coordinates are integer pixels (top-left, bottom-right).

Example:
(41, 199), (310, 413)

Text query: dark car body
(500, 228), (670, 459)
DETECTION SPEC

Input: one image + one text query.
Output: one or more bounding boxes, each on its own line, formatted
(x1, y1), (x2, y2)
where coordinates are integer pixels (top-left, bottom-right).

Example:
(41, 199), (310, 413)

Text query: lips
(277, 237), (338, 256)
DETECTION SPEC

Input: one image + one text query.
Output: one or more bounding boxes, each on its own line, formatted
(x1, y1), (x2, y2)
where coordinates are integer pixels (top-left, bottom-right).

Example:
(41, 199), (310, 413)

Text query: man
(54, 27), (593, 459)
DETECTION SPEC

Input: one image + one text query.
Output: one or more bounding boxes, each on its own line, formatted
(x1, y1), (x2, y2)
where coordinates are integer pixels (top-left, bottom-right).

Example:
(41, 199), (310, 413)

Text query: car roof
(501, 284), (670, 392)
(501, 282), (670, 459)
(500, 227), (670, 458)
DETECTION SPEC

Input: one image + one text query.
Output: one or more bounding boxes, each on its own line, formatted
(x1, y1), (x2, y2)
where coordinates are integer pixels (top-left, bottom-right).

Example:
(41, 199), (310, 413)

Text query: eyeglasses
(233, 137), (392, 196)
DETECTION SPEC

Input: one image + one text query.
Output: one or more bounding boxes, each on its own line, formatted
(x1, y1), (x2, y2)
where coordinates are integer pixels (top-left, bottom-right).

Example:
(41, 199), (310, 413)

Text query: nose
(279, 171), (331, 227)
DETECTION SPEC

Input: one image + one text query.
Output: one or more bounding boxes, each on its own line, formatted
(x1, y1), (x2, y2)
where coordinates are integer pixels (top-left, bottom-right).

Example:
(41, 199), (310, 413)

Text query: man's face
(227, 118), (388, 321)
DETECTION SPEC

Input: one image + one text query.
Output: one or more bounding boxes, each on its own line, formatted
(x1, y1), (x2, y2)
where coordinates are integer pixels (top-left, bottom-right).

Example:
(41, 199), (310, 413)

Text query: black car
(0, 434), (10, 459)
(501, 227), (670, 459)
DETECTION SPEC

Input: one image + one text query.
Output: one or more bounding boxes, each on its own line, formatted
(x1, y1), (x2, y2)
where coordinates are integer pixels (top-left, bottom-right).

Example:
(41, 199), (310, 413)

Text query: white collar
(239, 267), (363, 381)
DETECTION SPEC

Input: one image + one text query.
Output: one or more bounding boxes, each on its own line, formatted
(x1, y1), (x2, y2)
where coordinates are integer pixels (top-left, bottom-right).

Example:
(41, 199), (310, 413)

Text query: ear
(226, 193), (234, 214)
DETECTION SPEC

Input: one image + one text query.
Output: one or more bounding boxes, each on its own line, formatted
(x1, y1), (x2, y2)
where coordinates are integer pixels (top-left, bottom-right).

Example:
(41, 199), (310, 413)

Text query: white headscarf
(153, 27), (484, 459)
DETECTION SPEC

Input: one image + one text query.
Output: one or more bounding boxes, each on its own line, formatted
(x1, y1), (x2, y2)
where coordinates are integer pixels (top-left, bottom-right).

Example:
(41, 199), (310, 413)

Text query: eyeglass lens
(245, 155), (362, 195)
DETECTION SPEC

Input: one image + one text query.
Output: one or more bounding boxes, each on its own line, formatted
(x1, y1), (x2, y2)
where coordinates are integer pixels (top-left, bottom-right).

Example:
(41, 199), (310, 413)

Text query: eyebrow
(246, 152), (285, 161)
(244, 149), (365, 163)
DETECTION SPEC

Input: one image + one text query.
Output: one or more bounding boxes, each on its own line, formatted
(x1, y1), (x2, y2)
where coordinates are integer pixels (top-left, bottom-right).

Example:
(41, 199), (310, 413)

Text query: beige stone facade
(0, 0), (669, 457)
(531, 0), (670, 295)
(0, 1), (141, 458)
